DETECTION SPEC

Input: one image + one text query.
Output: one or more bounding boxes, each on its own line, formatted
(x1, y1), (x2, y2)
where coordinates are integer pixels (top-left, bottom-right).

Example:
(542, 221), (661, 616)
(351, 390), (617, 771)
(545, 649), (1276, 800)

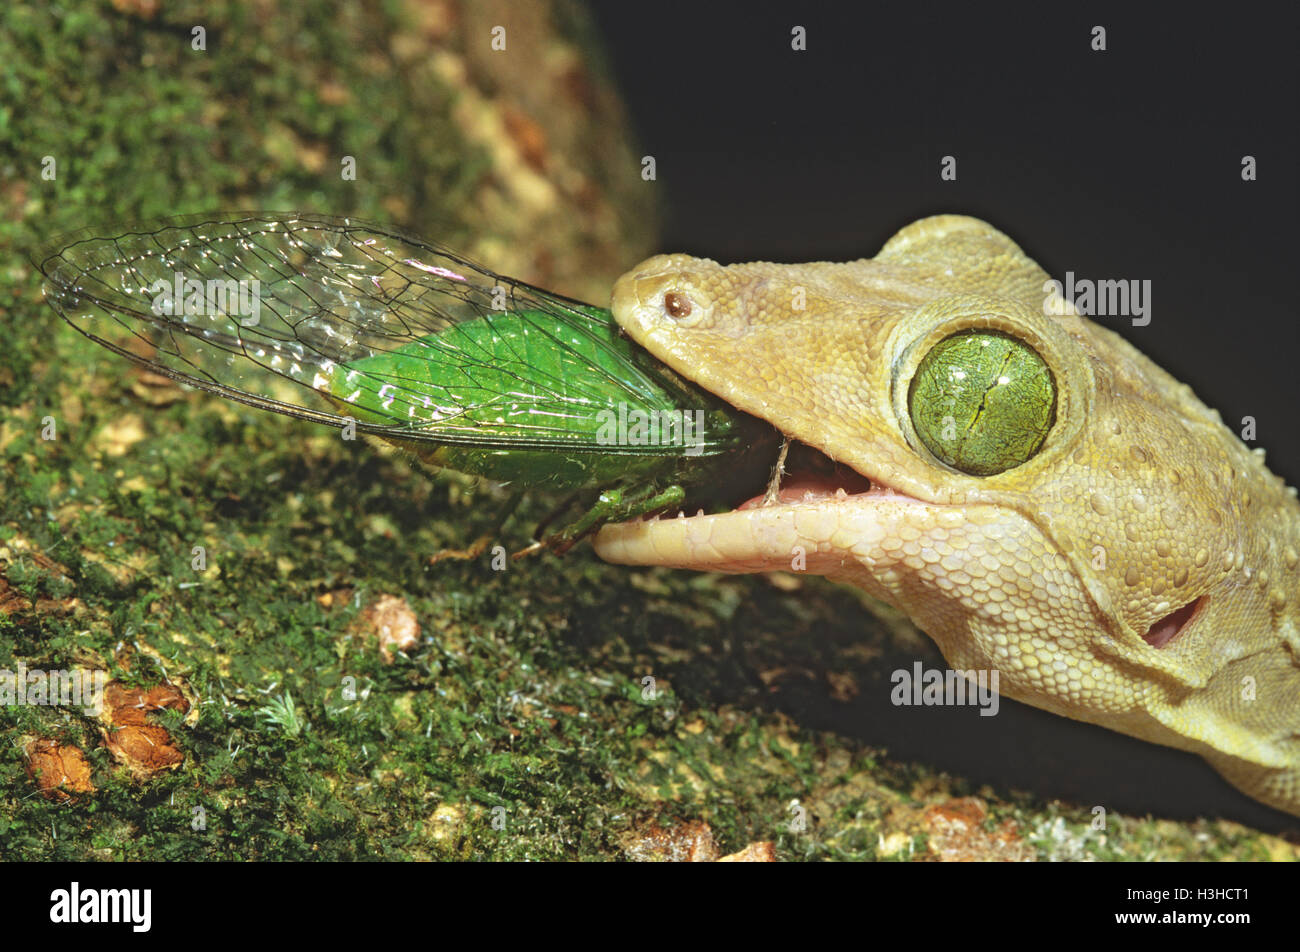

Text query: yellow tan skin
(594, 215), (1300, 817)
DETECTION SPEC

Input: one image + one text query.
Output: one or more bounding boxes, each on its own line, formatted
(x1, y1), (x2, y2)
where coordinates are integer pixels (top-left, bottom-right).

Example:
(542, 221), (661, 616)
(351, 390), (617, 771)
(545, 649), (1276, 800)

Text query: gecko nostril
(1143, 595), (1206, 649)
(663, 290), (692, 320)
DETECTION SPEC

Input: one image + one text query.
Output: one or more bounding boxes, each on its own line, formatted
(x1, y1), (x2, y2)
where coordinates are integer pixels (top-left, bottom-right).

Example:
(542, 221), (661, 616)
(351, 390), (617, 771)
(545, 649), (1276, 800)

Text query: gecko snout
(611, 254), (717, 333)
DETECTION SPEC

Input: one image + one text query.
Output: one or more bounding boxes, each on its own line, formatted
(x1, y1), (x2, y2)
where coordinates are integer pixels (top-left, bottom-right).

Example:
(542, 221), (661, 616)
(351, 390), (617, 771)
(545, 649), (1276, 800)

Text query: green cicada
(36, 213), (780, 554)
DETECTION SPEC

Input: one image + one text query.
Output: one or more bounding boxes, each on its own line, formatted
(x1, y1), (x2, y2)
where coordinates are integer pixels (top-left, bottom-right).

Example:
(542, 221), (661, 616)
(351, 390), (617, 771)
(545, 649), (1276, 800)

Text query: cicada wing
(37, 213), (671, 453)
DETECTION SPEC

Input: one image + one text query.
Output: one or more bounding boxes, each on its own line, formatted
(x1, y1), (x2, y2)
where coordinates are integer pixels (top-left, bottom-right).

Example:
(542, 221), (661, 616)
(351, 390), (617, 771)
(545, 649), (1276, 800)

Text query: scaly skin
(594, 215), (1300, 817)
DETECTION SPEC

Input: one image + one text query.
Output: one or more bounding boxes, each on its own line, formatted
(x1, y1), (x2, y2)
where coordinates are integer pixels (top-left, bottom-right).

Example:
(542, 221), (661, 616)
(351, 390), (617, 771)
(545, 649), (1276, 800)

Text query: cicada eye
(907, 330), (1056, 476)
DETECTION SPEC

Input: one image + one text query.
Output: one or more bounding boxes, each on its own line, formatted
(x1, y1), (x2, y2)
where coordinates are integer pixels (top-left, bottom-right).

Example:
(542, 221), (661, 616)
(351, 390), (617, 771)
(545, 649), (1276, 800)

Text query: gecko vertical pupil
(663, 291), (692, 320)
(907, 329), (1056, 476)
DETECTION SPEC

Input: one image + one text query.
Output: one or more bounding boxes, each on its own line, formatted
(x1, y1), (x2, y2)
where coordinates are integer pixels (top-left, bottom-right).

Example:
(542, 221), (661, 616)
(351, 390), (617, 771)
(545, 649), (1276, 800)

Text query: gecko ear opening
(1143, 596), (1206, 649)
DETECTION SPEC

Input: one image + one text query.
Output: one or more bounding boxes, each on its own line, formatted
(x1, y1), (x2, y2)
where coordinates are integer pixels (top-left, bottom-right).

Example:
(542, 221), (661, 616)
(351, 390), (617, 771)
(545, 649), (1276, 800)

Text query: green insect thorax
(329, 306), (776, 491)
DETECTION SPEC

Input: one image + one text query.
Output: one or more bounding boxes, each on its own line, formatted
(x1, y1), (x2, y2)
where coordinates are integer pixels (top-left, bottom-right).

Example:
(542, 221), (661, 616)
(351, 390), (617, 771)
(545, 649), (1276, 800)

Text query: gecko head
(607, 221), (1091, 511)
(599, 217), (1267, 716)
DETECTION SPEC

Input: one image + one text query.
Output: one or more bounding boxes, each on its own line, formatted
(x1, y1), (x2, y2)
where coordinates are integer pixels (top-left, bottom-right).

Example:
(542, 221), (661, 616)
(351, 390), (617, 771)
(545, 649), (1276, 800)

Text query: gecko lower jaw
(594, 440), (931, 569)
(593, 478), (929, 571)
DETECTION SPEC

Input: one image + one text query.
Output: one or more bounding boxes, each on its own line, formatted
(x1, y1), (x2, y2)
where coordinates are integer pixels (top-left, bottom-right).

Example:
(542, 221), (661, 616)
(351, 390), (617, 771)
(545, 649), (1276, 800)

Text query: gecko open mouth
(594, 432), (931, 572)
(735, 440), (873, 509)
(634, 438), (879, 524)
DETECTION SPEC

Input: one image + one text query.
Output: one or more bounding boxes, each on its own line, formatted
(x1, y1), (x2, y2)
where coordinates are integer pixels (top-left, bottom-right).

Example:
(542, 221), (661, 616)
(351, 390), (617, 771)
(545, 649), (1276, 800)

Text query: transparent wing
(36, 212), (680, 453)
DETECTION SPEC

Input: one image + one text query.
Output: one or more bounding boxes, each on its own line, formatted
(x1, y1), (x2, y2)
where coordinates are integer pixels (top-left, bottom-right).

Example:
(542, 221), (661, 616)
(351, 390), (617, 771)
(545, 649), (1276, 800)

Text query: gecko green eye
(907, 330), (1056, 476)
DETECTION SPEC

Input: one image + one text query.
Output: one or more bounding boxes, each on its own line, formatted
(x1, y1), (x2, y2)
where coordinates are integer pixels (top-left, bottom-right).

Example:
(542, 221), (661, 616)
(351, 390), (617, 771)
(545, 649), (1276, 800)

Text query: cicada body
(37, 214), (779, 549)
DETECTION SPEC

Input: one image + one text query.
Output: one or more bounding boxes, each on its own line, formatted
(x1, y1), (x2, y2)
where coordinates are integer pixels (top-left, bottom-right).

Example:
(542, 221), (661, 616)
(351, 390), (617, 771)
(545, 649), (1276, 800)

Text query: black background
(592, 2), (1297, 477)
(590, 3), (1299, 828)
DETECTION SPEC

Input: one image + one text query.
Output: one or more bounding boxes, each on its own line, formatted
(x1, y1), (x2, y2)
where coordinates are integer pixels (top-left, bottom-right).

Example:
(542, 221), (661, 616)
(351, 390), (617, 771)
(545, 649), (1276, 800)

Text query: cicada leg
(527, 491), (583, 543)
(515, 484), (688, 558)
(502, 490), (585, 560)
(430, 491), (525, 563)
(759, 436), (791, 507)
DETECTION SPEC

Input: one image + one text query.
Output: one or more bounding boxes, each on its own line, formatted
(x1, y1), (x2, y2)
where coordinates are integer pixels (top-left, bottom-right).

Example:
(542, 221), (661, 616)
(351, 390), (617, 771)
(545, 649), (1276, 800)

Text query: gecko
(592, 215), (1300, 818)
